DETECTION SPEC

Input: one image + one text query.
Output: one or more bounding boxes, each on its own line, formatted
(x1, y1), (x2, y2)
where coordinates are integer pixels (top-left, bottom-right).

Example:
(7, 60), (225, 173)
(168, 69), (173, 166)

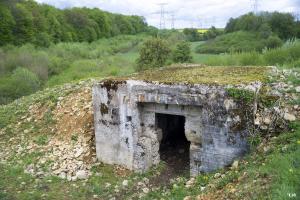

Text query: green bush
(196, 31), (286, 54)
(172, 41), (192, 63)
(200, 40), (300, 68)
(136, 38), (171, 71)
(238, 51), (263, 66)
(265, 35), (283, 49)
(196, 31), (267, 54)
(263, 48), (290, 65)
(0, 68), (41, 104)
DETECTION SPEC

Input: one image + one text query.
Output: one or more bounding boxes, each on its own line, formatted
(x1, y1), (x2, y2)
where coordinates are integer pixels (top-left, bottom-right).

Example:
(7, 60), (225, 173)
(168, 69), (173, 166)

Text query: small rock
(254, 118), (260, 125)
(76, 170), (89, 180)
(231, 160), (239, 169)
(263, 117), (271, 125)
(142, 187), (149, 194)
(284, 113), (296, 121)
(295, 86), (300, 93)
(122, 180), (128, 187)
(183, 196), (193, 200)
(214, 173), (221, 179)
(59, 172), (66, 179)
(142, 177), (149, 184)
(263, 146), (271, 153)
(185, 178), (195, 188)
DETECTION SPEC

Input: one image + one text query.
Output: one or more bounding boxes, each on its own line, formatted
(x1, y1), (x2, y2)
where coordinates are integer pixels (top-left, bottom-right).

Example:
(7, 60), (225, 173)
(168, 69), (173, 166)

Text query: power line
(170, 13), (175, 29)
(157, 3), (168, 29)
(251, 0), (259, 14)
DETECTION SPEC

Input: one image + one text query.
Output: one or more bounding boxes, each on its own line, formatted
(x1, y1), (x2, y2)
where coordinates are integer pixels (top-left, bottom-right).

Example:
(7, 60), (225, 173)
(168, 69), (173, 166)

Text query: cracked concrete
(93, 79), (259, 176)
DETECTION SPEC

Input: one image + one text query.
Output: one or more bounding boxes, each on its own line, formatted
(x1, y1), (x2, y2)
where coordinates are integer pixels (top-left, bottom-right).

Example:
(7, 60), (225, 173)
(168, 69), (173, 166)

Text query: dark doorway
(155, 113), (190, 177)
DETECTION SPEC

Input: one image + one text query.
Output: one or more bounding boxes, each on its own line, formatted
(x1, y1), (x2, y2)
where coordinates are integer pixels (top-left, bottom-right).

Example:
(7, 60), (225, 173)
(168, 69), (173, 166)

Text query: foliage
(0, 0), (148, 46)
(0, 34), (145, 104)
(225, 12), (298, 40)
(183, 28), (200, 42)
(201, 26), (223, 40)
(194, 40), (300, 68)
(226, 88), (255, 104)
(196, 31), (283, 54)
(136, 38), (171, 71)
(0, 68), (41, 104)
(0, 4), (15, 46)
(265, 35), (283, 49)
(172, 41), (192, 63)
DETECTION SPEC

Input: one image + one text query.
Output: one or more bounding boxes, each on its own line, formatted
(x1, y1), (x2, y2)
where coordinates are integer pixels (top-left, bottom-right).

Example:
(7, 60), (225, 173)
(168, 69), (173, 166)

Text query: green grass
(0, 34), (147, 104)
(192, 40), (300, 69)
(118, 65), (268, 85)
(196, 31), (282, 54)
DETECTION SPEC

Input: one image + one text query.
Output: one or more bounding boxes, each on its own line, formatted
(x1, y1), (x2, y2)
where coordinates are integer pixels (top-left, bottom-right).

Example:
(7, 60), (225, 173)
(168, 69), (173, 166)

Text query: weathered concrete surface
(93, 79), (260, 176)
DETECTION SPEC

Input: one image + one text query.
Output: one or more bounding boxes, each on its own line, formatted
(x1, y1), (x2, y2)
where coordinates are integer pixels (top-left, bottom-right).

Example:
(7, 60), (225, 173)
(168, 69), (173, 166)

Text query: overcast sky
(36, 0), (300, 28)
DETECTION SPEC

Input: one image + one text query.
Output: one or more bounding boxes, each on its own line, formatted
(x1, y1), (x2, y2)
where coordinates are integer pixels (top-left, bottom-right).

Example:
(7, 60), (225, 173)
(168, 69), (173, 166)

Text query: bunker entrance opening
(155, 113), (190, 176)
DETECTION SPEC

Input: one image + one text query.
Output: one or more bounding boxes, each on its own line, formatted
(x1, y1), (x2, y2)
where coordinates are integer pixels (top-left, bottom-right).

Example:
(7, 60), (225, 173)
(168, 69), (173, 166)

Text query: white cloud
(35, 0), (300, 28)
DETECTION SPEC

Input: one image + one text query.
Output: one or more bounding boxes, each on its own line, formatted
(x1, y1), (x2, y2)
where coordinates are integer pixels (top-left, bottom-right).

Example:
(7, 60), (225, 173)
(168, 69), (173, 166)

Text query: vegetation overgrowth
(195, 39), (300, 68)
(196, 12), (300, 54)
(196, 31), (283, 54)
(0, 0), (149, 47)
(0, 34), (146, 104)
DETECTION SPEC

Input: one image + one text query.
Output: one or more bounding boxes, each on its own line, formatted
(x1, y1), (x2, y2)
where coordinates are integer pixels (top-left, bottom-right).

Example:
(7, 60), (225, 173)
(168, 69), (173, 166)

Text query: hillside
(0, 66), (299, 200)
(0, 0), (148, 46)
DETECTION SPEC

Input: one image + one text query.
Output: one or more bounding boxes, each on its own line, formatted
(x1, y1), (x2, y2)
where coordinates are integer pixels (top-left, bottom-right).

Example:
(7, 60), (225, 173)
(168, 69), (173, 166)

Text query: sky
(36, 0), (300, 28)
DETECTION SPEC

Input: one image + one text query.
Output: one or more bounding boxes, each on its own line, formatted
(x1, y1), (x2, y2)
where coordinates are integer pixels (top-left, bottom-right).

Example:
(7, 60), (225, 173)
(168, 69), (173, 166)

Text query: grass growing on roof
(124, 66), (268, 85)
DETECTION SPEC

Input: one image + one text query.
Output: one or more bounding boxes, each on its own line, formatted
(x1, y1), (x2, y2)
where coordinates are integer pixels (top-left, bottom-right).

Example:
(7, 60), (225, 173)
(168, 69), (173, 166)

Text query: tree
(0, 5), (15, 45)
(172, 41), (192, 63)
(265, 35), (283, 49)
(258, 23), (272, 39)
(11, 3), (34, 45)
(183, 28), (200, 42)
(136, 38), (171, 71)
(224, 12), (298, 40)
(0, 1), (149, 46)
(267, 12), (296, 40)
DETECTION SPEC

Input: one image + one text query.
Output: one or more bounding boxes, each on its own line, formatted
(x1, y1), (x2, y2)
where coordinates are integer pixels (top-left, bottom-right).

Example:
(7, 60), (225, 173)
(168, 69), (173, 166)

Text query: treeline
(0, 0), (148, 47)
(196, 12), (300, 54)
(183, 27), (223, 42)
(225, 12), (300, 40)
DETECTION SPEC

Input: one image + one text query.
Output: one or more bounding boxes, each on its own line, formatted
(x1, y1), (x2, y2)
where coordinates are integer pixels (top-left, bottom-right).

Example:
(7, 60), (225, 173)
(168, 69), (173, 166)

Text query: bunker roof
(111, 65), (269, 85)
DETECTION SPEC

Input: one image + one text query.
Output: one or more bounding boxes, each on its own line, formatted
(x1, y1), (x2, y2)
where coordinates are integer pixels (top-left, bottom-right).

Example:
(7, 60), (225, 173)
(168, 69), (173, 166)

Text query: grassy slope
(0, 35), (299, 200)
(46, 36), (142, 87)
(192, 39), (300, 69)
(0, 73), (299, 200)
(195, 31), (269, 54)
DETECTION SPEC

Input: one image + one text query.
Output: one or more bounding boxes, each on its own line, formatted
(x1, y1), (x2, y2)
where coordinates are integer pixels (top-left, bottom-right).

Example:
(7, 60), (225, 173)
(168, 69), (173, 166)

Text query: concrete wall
(93, 80), (255, 176)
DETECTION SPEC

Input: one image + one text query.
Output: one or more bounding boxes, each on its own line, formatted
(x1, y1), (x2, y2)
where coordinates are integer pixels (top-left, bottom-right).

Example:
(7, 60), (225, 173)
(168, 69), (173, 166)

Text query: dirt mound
(0, 80), (97, 181)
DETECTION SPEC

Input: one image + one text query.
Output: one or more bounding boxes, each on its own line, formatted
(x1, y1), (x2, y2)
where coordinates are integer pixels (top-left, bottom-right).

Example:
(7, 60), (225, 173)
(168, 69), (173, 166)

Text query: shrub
(237, 51), (263, 66)
(265, 35), (283, 49)
(136, 38), (171, 71)
(0, 68), (41, 104)
(196, 31), (266, 54)
(172, 41), (192, 63)
(34, 33), (52, 48)
(263, 48), (290, 65)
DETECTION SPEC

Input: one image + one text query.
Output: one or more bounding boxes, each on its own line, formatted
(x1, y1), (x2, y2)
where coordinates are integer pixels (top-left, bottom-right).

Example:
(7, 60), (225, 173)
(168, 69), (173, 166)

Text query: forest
(0, 0), (148, 47)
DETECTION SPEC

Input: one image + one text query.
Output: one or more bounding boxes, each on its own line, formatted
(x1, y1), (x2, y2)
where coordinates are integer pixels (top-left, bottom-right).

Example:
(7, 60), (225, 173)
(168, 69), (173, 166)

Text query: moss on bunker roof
(113, 66), (269, 85)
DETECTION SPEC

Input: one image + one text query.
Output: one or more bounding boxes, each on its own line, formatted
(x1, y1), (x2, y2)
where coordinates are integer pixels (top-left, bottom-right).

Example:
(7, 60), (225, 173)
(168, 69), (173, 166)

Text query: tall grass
(0, 34), (146, 104)
(198, 40), (300, 68)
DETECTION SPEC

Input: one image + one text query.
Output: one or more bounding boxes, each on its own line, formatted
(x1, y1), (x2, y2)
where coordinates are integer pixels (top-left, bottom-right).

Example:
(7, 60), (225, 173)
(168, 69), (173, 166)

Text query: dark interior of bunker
(155, 113), (190, 177)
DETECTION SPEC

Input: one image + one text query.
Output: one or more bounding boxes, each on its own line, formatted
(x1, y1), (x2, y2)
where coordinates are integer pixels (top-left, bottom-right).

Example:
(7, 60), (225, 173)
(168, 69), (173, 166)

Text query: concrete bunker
(92, 66), (267, 176)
